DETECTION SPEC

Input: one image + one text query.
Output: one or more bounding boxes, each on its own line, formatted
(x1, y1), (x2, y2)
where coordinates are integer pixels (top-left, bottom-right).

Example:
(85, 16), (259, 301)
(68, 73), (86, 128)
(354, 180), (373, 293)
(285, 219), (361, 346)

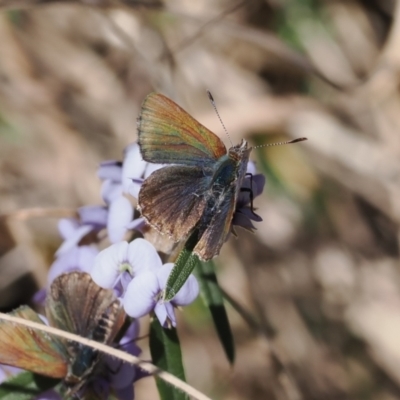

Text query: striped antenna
(254, 137), (307, 148)
(207, 90), (233, 147)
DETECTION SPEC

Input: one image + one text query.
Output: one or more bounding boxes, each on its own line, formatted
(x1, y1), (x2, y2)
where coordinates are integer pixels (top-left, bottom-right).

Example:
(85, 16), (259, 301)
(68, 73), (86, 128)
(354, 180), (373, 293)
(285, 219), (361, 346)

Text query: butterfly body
(61, 294), (124, 393)
(138, 93), (252, 260)
(213, 140), (250, 191)
(197, 140), (250, 228)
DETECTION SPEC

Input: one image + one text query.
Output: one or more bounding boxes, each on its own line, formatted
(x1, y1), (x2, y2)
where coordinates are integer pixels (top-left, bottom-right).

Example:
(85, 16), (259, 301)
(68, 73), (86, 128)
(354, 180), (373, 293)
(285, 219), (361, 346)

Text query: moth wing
(194, 186), (236, 261)
(46, 272), (125, 344)
(0, 306), (68, 378)
(138, 165), (210, 241)
(138, 93), (227, 167)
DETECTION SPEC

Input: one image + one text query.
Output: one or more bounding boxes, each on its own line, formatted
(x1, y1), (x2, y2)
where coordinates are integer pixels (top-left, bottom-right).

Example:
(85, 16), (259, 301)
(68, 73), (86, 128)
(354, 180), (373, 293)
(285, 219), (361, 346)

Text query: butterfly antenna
(207, 90), (233, 146)
(254, 137), (307, 148)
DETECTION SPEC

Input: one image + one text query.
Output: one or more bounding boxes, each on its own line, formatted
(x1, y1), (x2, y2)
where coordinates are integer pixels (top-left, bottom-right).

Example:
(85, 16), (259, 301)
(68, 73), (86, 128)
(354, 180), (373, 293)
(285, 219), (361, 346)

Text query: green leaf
(164, 247), (199, 302)
(164, 230), (200, 301)
(196, 260), (235, 364)
(149, 318), (188, 400)
(0, 371), (60, 399)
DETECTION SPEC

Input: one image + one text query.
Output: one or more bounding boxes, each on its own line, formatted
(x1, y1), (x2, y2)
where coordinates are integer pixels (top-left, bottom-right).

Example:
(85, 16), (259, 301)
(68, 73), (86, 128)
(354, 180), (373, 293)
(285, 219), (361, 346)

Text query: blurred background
(1, 0), (400, 399)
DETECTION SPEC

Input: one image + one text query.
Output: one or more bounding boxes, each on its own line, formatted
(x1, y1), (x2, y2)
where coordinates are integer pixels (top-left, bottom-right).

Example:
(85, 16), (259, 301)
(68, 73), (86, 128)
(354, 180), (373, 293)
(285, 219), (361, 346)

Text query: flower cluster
(97, 143), (161, 242)
(29, 144), (200, 399)
(46, 144), (158, 285)
(92, 239), (199, 327)
(1, 141), (265, 400)
(45, 143), (199, 329)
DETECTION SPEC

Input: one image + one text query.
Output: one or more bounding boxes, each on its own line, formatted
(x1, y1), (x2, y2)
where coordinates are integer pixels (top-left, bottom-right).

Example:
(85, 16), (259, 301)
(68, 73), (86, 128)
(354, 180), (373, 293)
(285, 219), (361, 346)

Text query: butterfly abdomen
(92, 300), (121, 343)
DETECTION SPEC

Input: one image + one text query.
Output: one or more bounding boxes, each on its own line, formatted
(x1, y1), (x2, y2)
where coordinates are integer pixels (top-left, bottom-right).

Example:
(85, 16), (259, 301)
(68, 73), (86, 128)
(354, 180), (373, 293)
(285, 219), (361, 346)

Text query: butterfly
(0, 272), (126, 397)
(137, 92), (254, 261)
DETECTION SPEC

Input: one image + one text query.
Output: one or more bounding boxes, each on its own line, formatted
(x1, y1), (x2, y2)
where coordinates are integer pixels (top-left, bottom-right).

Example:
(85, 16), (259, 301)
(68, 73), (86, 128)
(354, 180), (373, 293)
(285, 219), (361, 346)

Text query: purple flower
(107, 196), (134, 244)
(103, 320), (142, 399)
(91, 239), (160, 290)
(123, 263), (198, 327)
(232, 162), (265, 232)
(0, 365), (21, 384)
(47, 207), (105, 285)
(34, 390), (62, 400)
(91, 239), (199, 327)
(91, 320), (141, 400)
(120, 143), (163, 199)
(98, 143), (162, 243)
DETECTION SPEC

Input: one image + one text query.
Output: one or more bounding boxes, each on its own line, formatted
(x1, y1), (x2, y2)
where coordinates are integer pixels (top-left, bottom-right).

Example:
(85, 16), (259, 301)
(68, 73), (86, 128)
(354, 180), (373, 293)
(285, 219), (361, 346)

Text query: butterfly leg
(241, 173), (258, 217)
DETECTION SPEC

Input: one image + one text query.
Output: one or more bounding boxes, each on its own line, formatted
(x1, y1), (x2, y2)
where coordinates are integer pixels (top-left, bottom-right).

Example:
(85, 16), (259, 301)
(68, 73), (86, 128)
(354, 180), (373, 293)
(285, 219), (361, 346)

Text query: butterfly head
(229, 139), (252, 162)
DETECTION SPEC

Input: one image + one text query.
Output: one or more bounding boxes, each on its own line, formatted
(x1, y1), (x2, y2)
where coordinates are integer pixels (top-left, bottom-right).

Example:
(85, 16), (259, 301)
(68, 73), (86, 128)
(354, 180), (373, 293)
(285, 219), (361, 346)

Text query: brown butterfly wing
(0, 306), (68, 378)
(193, 185), (237, 261)
(139, 165), (214, 241)
(138, 93), (227, 167)
(194, 142), (251, 260)
(46, 272), (125, 342)
(46, 272), (126, 393)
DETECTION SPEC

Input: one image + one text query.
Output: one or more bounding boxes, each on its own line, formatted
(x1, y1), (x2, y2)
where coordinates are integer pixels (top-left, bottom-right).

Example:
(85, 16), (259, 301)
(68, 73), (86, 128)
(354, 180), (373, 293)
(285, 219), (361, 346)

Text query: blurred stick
(160, 6), (362, 91)
(221, 286), (303, 400)
(288, 108), (400, 225)
(160, 0), (249, 60)
(1, 207), (77, 221)
(0, 0), (163, 10)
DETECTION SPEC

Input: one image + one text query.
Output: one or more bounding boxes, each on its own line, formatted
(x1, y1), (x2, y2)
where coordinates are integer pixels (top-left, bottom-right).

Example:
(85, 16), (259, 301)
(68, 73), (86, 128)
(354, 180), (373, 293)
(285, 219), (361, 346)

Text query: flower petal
(144, 162), (163, 178)
(236, 174), (266, 207)
(154, 302), (176, 327)
(91, 242), (129, 288)
(123, 271), (159, 318)
(114, 384), (135, 400)
(32, 288), (46, 305)
(55, 225), (93, 256)
(126, 217), (146, 232)
(119, 320), (141, 356)
(232, 211), (257, 231)
(107, 357), (137, 390)
(33, 389), (62, 400)
(126, 238), (162, 274)
(252, 174), (266, 197)
(127, 178), (143, 199)
(102, 180), (123, 204)
(48, 250), (78, 284)
(156, 264), (199, 306)
(238, 207), (262, 222)
(97, 160), (122, 181)
(154, 302), (168, 327)
(76, 245), (99, 274)
(122, 143), (147, 193)
(0, 365), (22, 385)
(171, 274), (199, 306)
(156, 263), (173, 285)
(107, 196), (133, 243)
(58, 218), (80, 240)
(246, 161), (257, 175)
(78, 205), (108, 228)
